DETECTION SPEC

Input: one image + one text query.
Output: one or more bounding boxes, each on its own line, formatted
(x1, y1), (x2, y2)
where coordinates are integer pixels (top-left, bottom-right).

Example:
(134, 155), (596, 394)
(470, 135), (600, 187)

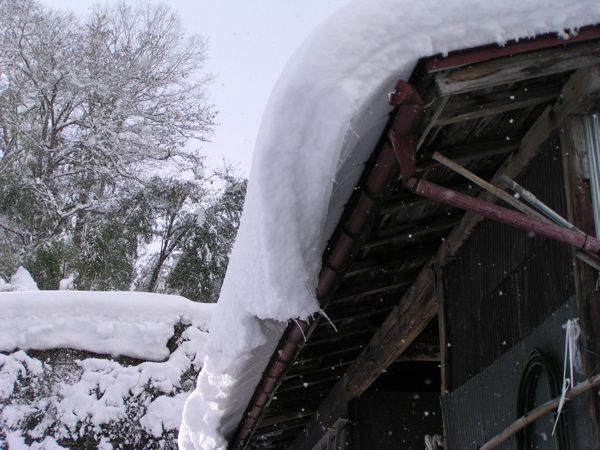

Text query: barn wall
(351, 392), (442, 450)
(443, 132), (574, 389)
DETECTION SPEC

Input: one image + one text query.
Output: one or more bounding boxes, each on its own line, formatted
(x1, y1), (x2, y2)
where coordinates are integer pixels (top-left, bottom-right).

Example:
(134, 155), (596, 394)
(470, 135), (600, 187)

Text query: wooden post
(436, 269), (450, 450)
(561, 114), (600, 448)
(435, 269), (450, 394)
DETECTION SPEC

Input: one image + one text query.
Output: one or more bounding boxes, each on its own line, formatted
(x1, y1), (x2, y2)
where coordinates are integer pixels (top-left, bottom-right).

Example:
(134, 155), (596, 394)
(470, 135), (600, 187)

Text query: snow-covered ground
(178, 0), (600, 448)
(0, 291), (214, 449)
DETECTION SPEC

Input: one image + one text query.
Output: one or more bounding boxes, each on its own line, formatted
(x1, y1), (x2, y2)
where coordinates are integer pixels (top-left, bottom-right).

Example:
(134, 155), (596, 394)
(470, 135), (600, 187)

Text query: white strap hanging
(552, 318), (580, 434)
(424, 434), (443, 450)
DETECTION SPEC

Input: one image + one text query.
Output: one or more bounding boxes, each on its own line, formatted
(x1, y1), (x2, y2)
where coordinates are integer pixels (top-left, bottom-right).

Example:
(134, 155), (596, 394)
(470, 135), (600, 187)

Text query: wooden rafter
(436, 40), (600, 96)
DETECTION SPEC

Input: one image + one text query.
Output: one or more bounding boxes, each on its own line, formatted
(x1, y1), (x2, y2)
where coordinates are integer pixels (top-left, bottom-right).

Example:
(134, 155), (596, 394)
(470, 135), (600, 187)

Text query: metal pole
(583, 113), (600, 238)
(404, 177), (600, 254)
(498, 175), (580, 232)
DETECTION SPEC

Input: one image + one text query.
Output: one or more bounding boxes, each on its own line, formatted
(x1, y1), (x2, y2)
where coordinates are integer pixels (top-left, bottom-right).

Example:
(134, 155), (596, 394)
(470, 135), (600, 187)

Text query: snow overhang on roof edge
(178, 1), (600, 448)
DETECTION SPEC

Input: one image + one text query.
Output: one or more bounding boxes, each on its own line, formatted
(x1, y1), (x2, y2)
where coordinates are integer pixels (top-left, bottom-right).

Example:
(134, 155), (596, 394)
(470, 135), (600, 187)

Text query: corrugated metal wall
(441, 298), (591, 450)
(443, 132), (574, 389)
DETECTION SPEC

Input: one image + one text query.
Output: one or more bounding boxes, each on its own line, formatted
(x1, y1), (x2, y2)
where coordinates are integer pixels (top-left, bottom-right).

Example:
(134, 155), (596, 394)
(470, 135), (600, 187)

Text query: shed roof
(178, 1), (600, 448)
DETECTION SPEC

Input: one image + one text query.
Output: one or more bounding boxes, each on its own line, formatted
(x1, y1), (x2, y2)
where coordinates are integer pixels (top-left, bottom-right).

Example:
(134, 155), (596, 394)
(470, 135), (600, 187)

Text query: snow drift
(0, 291), (214, 449)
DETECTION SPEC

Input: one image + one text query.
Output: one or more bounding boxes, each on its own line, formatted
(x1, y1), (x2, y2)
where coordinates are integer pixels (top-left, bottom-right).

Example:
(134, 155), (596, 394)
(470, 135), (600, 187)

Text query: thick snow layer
(0, 291), (213, 360)
(180, 0), (600, 448)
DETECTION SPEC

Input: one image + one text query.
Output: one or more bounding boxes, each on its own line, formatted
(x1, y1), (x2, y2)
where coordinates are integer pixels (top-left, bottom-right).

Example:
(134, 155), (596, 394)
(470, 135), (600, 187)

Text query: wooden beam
(340, 66), (600, 399)
(258, 409), (315, 428)
(360, 220), (459, 250)
(284, 360), (353, 379)
(344, 286), (439, 398)
(299, 343), (367, 365)
(324, 303), (394, 325)
(343, 252), (433, 278)
(330, 276), (414, 303)
(435, 93), (557, 126)
(277, 372), (344, 395)
(436, 40), (600, 96)
(417, 95), (449, 149)
(435, 270), (450, 394)
(417, 143), (519, 172)
(304, 326), (374, 347)
(432, 151), (550, 222)
(560, 114), (600, 447)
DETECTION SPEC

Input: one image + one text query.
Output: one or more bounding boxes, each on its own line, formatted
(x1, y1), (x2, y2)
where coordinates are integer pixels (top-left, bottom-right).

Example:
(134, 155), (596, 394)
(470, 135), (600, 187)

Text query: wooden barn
(228, 26), (600, 450)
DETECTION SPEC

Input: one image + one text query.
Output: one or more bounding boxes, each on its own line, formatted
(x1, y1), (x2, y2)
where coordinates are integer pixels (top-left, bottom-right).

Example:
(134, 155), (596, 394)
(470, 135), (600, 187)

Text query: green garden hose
(516, 348), (571, 450)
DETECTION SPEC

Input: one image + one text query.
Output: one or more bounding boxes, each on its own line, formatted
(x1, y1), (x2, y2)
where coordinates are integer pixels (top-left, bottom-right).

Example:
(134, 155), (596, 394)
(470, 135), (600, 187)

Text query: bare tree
(0, 0), (216, 288)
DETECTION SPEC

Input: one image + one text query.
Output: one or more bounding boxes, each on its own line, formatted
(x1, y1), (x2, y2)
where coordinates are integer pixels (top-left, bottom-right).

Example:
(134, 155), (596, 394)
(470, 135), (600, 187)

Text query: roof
(178, 1), (600, 448)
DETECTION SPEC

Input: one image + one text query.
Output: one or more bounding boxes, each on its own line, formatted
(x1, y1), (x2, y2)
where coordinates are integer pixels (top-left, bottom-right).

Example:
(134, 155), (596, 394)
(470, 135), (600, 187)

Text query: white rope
(424, 434), (443, 450)
(552, 318), (580, 435)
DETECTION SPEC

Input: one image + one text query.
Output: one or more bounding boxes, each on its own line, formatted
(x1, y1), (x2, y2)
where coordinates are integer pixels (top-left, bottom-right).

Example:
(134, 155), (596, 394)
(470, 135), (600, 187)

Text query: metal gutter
(229, 81), (424, 449)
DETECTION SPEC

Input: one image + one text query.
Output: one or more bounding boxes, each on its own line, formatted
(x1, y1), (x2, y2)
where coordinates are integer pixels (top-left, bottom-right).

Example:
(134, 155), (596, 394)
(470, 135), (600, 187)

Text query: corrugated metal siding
(441, 298), (591, 450)
(443, 132), (574, 389)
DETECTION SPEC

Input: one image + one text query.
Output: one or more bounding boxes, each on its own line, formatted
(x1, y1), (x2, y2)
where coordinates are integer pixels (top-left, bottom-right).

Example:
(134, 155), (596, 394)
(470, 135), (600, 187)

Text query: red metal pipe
(405, 177), (600, 253)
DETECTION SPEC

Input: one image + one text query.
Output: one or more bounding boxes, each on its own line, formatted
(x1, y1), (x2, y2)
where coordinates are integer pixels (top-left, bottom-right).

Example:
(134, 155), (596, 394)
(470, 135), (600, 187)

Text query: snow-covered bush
(0, 291), (213, 449)
(0, 325), (205, 449)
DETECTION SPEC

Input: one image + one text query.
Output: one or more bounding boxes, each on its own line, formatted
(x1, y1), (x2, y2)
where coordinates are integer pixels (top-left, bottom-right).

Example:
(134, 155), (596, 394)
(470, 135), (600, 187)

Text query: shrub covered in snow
(0, 291), (212, 449)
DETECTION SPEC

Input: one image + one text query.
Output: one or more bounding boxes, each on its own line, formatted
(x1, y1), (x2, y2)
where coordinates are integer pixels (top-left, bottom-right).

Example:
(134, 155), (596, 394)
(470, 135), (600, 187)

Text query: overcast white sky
(41, 0), (352, 175)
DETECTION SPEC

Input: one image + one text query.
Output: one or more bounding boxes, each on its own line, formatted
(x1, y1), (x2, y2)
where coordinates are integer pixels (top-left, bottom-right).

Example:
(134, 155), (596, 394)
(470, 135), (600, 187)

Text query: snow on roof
(179, 0), (600, 448)
(0, 291), (213, 361)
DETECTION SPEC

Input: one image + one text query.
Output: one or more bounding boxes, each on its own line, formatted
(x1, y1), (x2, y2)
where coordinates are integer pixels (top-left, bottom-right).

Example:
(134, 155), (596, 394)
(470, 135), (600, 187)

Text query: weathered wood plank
(435, 270), (450, 394)
(435, 93), (556, 126)
(560, 115), (600, 448)
(360, 220), (458, 250)
(330, 277), (414, 303)
(436, 40), (600, 96)
(342, 65), (600, 399)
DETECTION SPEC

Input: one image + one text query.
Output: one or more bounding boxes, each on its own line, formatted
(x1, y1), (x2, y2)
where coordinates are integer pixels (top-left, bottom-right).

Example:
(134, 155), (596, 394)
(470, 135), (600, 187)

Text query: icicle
(552, 318), (581, 434)
(318, 309), (338, 332)
(292, 318), (308, 342)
